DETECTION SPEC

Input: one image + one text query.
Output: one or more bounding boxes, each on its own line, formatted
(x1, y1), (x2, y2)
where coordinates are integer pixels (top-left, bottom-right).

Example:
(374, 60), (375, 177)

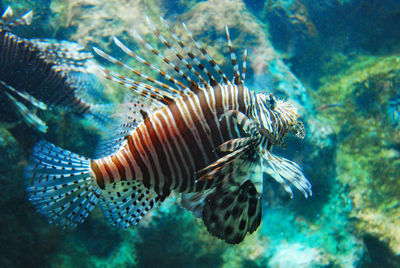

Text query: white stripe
(165, 107), (196, 192)
(142, 116), (168, 191)
(234, 84), (240, 110)
(157, 111), (187, 189)
(131, 131), (155, 186)
(191, 94), (216, 154)
(220, 84), (234, 139)
(186, 96), (212, 163)
(138, 124), (163, 189)
(203, 87), (224, 143)
(176, 98), (209, 164)
(115, 150), (133, 180)
(122, 145), (143, 181)
(97, 159), (110, 185)
(105, 156), (120, 182)
(151, 113), (180, 188)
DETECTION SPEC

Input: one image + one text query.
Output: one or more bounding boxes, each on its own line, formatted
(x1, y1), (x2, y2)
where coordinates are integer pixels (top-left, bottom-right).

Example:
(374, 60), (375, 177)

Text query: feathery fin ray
(26, 141), (101, 227)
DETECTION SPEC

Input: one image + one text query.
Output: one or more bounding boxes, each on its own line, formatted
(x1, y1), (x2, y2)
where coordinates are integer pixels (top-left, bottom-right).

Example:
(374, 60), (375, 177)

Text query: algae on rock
(316, 54), (400, 255)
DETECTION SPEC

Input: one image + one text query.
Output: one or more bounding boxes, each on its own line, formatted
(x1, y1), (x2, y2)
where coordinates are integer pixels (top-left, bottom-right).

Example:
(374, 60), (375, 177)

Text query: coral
(258, 183), (364, 267)
(49, 0), (163, 47)
(316, 54), (400, 256)
(268, 243), (334, 268)
(263, 0), (317, 53)
(177, 0), (309, 109)
(134, 199), (228, 267)
(0, 128), (63, 267)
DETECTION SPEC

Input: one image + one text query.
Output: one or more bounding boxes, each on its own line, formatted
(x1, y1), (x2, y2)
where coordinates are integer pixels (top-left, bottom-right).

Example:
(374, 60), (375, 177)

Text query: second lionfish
(0, 7), (106, 137)
(27, 17), (311, 244)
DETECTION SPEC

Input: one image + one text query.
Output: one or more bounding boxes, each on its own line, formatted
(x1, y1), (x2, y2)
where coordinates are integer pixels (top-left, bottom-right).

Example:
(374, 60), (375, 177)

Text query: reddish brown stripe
(103, 159), (115, 183)
(187, 52), (195, 59)
(198, 91), (222, 147)
(144, 117), (173, 195)
(121, 149), (135, 179)
(185, 96), (214, 166)
(135, 125), (160, 190)
(213, 84), (223, 111)
(167, 102), (199, 191)
(112, 154), (126, 180)
(127, 135), (150, 187)
(156, 110), (188, 188)
(212, 85), (230, 141)
(90, 160), (105, 189)
(237, 84), (246, 113)
(198, 63), (205, 71)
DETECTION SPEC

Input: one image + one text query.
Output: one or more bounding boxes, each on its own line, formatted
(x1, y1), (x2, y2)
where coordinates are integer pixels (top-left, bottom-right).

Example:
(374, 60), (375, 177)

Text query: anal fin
(99, 180), (165, 228)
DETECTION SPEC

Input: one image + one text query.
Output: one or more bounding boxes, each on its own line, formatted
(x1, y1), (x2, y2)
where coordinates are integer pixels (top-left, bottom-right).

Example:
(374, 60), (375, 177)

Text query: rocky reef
(1, 0), (400, 267)
(316, 54), (400, 258)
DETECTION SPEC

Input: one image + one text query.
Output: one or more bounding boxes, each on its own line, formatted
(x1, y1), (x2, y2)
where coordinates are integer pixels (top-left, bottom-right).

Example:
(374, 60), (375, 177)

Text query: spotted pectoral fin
(99, 180), (165, 228)
(202, 180), (262, 244)
(180, 189), (214, 218)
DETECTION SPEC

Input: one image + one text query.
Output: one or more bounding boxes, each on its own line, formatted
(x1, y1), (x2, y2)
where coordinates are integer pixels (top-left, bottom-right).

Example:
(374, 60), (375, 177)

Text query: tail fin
(26, 141), (102, 227)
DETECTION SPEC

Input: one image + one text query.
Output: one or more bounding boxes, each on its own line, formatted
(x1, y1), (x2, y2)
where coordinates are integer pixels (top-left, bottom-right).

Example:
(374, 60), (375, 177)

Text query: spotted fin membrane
(99, 181), (164, 228)
(202, 180), (262, 244)
(26, 141), (102, 227)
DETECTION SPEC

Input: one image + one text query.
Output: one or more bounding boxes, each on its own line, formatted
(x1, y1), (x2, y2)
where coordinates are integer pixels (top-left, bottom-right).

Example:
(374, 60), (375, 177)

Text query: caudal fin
(26, 141), (102, 227)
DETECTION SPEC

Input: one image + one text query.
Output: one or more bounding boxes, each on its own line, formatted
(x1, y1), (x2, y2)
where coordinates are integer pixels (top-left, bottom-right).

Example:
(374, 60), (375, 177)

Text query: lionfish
(27, 17), (312, 244)
(0, 7), (105, 134)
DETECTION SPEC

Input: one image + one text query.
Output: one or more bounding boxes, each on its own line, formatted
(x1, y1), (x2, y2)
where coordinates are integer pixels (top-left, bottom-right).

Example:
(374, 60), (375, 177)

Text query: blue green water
(1, 0), (400, 267)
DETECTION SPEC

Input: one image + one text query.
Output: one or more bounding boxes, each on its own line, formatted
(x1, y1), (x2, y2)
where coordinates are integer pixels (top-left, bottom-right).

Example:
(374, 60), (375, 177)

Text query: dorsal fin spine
(131, 31), (189, 92)
(94, 63), (172, 105)
(182, 22), (219, 85)
(242, 48), (247, 82)
(93, 47), (175, 103)
(225, 25), (241, 85)
(145, 16), (203, 93)
(159, 17), (211, 89)
(183, 22), (229, 84)
(113, 37), (184, 97)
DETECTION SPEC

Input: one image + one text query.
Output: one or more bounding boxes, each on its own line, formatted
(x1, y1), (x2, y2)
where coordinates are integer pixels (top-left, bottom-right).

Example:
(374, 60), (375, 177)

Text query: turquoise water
(1, 0), (400, 267)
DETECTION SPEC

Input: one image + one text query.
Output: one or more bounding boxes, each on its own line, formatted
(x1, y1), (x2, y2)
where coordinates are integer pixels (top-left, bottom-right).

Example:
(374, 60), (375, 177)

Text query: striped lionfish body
(0, 7), (106, 134)
(27, 17), (311, 244)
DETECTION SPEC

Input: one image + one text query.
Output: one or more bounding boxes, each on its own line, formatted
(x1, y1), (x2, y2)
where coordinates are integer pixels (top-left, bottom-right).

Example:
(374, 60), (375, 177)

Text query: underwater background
(1, 0), (400, 267)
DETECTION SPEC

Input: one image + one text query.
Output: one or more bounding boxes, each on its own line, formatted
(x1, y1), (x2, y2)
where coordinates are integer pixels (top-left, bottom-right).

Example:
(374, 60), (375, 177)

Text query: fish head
(254, 93), (305, 144)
